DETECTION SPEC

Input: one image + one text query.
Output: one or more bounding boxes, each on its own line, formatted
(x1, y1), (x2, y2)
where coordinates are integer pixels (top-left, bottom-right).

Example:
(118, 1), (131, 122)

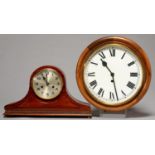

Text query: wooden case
(4, 66), (92, 117)
(76, 36), (151, 112)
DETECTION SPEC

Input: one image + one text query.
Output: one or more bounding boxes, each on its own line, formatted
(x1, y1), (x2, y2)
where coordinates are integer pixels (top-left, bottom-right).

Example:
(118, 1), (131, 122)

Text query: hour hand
(101, 59), (107, 67)
(101, 59), (113, 76)
(41, 73), (46, 81)
(41, 73), (49, 86)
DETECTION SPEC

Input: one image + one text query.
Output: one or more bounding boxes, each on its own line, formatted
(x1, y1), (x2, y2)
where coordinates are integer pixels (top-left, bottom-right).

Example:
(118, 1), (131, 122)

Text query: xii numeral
(109, 48), (115, 57)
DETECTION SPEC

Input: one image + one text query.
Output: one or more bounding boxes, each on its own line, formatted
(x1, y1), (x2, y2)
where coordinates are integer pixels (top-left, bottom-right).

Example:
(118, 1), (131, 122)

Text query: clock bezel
(31, 66), (64, 100)
(76, 36), (151, 112)
(83, 43), (144, 106)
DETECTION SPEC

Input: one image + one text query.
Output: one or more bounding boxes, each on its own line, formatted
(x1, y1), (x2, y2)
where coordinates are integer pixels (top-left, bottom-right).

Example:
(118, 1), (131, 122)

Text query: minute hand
(111, 75), (119, 101)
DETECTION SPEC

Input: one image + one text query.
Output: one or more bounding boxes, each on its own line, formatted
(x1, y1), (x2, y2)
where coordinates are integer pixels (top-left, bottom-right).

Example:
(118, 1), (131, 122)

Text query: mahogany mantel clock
(76, 36), (151, 112)
(4, 66), (92, 117)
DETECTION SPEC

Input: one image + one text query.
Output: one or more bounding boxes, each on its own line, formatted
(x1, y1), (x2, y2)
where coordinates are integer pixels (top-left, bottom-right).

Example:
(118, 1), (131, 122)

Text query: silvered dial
(84, 44), (144, 106)
(32, 68), (63, 100)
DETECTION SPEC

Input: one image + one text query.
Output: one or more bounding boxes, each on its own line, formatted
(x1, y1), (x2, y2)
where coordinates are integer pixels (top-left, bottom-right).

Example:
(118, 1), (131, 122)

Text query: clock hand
(111, 75), (119, 101)
(101, 59), (113, 77)
(45, 73), (50, 86)
(41, 74), (49, 86)
(101, 59), (119, 101)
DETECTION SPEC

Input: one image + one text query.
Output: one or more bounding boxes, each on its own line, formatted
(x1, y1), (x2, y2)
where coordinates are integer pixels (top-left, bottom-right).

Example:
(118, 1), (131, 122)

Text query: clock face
(32, 68), (63, 100)
(84, 44), (144, 106)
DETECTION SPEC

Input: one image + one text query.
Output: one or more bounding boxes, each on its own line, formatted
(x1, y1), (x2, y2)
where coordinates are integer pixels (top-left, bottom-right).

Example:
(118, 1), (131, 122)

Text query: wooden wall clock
(4, 66), (92, 117)
(76, 36), (151, 112)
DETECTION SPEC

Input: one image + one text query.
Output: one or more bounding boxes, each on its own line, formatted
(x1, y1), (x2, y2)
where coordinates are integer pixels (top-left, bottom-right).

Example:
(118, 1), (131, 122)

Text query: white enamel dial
(84, 44), (144, 106)
(32, 68), (63, 100)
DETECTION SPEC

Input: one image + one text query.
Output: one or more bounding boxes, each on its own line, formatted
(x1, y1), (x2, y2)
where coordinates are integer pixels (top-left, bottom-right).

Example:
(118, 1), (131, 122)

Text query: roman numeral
(127, 81), (135, 89)
(121, 90), (126, 96)
(130, 72), (138, 77)
(110, 92), (115, 100)
(128, 61), (135, 66)
(109, 48), (115, 57)
(89, 80), (97, 89)
(121, 52), (126, 59)
(98, 88), (104, 97)
(90, 62), (98, 65)
(88, 72), (95, 77)
(98, 51), (106, 59)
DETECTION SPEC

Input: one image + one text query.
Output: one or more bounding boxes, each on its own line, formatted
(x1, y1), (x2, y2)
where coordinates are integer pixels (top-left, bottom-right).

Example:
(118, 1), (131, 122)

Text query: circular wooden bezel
(76, 36), (151, 112)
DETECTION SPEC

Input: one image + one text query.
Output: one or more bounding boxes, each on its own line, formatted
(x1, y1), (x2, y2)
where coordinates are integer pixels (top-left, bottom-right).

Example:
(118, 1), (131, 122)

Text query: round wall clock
(4, 66), (92, 117)
(76, 36), (151, 112)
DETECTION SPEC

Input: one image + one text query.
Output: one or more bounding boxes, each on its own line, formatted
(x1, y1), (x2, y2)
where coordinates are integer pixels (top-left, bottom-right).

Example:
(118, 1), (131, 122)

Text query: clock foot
(99, 109), (128, 118)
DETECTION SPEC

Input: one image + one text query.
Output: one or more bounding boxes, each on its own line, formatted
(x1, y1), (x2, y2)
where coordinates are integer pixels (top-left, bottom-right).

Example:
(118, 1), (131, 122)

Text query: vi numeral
(110, 92), (115, 100)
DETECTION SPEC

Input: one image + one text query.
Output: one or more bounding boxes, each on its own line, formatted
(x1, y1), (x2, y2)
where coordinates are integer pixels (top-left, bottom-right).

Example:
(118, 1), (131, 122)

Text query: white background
(0, 0), (155, 155)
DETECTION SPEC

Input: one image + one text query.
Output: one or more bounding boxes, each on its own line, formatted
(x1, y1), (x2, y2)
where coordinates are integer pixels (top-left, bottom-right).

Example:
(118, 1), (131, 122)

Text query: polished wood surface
(4, 66), (92, 117)
(76, 36), (151, 112)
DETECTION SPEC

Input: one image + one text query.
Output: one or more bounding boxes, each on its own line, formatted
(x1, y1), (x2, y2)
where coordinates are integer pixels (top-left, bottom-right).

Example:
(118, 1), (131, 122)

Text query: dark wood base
(4, 107), (92, 117)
